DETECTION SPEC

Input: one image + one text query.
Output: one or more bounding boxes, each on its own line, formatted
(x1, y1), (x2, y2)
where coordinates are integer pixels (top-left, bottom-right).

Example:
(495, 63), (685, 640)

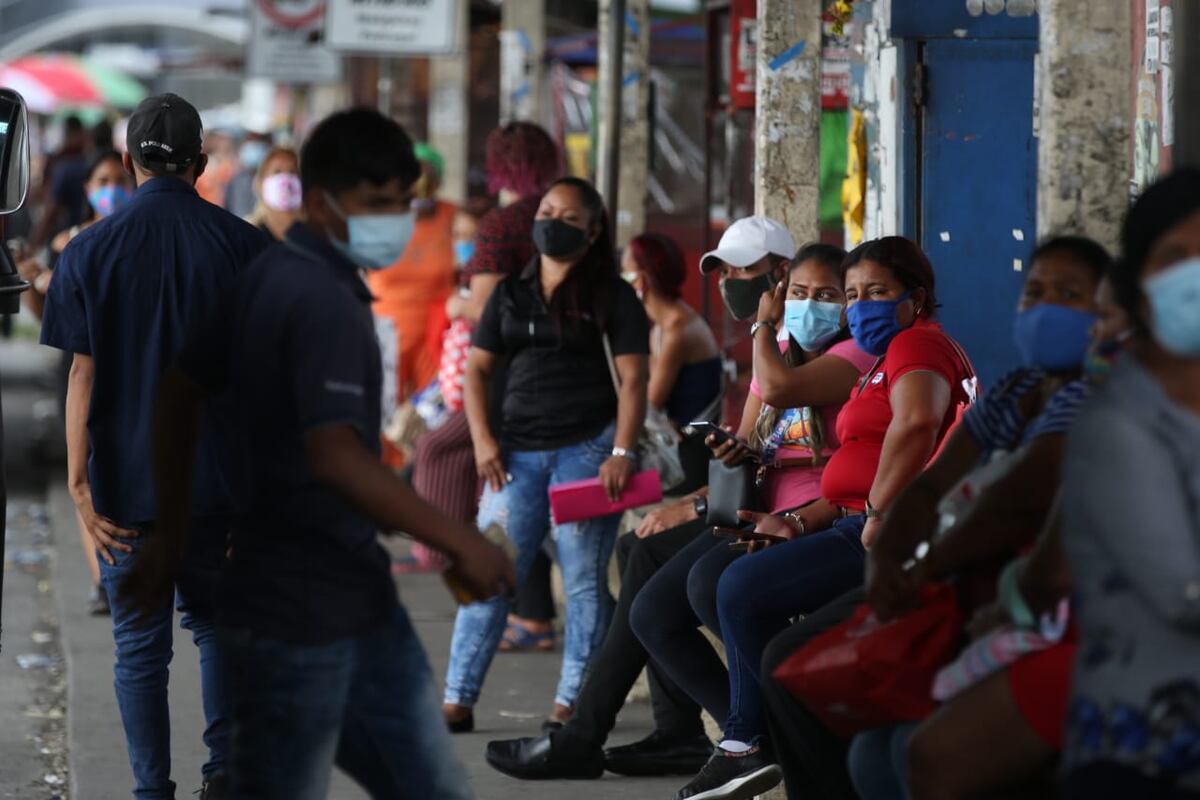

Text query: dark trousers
(560, 521), (708, 752)
(760, 586), (865, 800)
(514, 549), (556, 621)
(630, 528), (745, 729)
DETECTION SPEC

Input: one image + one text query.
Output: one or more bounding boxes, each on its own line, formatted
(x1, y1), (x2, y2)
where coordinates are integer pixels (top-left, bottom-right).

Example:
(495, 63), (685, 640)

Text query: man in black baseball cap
(40, 90), (269, 799)
(125, 93), (204, 175)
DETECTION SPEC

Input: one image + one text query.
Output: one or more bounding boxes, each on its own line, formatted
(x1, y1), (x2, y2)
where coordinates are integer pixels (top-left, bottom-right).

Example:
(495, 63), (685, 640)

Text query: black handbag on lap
(705, 459), (763, 528)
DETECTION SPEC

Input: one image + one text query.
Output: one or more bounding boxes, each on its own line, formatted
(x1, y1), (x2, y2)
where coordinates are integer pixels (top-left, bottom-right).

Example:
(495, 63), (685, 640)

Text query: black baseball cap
(125, 93), (203, 173)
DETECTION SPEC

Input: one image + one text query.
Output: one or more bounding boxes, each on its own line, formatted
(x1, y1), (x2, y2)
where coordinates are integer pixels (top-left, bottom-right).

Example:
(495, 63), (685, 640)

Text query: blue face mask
(1013, 303), (1098, 372)
(325, 193), (416, 270)
(783, 299), (844, 352)
(239, 140), (270, 170)
(88, 185), (131, 218)
(846, 292), (911, 356)
(453, 240), (475, 267)
(1144, 256), (1200, 357)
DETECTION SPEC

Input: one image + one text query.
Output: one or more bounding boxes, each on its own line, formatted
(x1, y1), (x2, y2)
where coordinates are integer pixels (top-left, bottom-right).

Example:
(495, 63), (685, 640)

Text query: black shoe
(485, 733), (605, 780)
(447, 709), (474, 734)
(672, 746), (783, 800)
(197, 773), (230, 800)
(604, 730), (713, 777)
(88, 583), (111, 617)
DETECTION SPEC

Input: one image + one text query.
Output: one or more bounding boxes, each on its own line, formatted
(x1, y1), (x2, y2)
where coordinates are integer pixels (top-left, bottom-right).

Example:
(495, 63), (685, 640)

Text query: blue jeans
(220, 608), (472, 800)
(715, 515), (867, 743)
(98, 520), (229, 799)
(848, 723), (919, 800)
(444, 426), (621, 708)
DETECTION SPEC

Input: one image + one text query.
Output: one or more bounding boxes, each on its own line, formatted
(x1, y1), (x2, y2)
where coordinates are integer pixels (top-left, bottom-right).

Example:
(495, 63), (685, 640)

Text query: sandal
(498, 622), (557, 652)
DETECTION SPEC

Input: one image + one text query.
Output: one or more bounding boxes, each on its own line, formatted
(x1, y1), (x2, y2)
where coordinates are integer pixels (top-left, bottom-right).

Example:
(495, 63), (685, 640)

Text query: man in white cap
(700, 215), (797, 320)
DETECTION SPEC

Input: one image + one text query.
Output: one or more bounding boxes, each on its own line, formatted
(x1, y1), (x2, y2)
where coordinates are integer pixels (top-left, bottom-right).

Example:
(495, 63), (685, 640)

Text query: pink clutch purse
(548, 470), (663, 525)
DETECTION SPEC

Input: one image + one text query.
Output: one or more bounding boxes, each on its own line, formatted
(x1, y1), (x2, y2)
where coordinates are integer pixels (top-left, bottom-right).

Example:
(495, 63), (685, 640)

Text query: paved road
(47, 483), (683, 800)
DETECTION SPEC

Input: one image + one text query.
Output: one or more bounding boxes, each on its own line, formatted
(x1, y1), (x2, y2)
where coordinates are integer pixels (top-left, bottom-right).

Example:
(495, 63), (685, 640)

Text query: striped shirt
(963, 369), (1091, 452)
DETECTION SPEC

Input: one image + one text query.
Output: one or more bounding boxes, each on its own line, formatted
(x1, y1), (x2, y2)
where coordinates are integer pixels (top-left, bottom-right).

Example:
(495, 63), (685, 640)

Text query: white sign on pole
(325, 0), (459, 54)
(247, 0), (343, 84)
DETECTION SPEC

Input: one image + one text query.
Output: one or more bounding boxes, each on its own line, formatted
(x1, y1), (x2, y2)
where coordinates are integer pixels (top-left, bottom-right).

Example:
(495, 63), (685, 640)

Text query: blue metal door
(919, 38), (1037, 388)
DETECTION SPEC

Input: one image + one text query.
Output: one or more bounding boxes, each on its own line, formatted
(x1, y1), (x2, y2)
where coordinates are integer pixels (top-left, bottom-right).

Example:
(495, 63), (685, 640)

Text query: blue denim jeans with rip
(220, 608), (473, 800)
(444, 424), (621, 709)
(98, 519), (229, 799)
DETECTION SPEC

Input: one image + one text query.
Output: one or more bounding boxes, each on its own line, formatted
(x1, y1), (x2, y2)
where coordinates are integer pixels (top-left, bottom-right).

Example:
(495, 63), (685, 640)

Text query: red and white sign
(729, 0), (757, 109)
(248, 0), (342, 83)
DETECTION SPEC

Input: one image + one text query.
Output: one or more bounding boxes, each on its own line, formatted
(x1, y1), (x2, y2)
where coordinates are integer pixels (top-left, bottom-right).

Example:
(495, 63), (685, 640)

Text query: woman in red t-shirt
(663, 237), (975, 800)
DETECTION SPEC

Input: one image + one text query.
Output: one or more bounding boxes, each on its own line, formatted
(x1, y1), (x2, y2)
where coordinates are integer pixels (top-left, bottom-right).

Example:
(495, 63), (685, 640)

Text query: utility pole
(596, 0), (628, 232)
(1036, 0), (1131, 252)
(754, 0), (823, 246)
(427, 0), (470, 203)
(598, 0), (650, 247)
(1175, 0), (1200, 169)
(500, 0), (546, 124)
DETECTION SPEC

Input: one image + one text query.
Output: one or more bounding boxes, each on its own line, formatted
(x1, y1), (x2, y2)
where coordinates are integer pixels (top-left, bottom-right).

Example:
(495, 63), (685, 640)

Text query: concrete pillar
(427, 0), (470, 203)
(597, 0), (651, 247)
(500, 0), (546, 125)
(754, 0), (823, 247)
(1036, 0), (1131, 251)
(1175, 1), (1200, 169)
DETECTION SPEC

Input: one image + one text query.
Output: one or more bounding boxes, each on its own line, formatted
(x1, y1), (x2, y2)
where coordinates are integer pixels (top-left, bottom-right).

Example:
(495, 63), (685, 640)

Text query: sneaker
(672, 745), (783, 800)
(197, 773), (230, 799)
(604, 730), (713, 777)
(88, 584), (111, 617)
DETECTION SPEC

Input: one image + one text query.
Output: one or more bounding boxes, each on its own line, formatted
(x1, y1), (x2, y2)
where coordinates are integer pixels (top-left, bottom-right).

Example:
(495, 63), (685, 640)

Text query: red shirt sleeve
(883, 323), (965, 392)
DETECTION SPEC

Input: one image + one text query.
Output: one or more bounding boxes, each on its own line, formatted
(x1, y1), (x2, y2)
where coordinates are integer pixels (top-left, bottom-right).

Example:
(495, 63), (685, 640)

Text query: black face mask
(720, 272), (777, 321)
(534, 218), (589, 258)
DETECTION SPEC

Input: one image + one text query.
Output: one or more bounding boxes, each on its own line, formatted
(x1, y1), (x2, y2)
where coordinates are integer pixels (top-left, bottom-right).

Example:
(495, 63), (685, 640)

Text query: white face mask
(261, 172), (302, 213)
(324, 192), (415, 270)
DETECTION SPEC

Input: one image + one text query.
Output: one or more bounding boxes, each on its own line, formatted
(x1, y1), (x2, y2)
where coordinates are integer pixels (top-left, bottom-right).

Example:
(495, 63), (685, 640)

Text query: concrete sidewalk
(49, 484), (681, 799)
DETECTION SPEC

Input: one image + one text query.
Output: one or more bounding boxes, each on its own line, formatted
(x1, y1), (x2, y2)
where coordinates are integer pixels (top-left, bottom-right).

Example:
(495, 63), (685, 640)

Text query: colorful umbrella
(0, 55), (99, 114)
(77, 58), (148, 109)
(0, 54), (147, 115)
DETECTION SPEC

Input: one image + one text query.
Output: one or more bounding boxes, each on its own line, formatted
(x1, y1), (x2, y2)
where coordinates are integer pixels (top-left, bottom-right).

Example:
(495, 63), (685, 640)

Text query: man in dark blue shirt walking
(140, 109), (515, 799)
(39, 93), (269, 800)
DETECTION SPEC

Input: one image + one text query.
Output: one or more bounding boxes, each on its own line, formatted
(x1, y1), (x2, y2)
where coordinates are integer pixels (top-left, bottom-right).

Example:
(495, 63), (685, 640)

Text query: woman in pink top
(626, 244), (875, 734)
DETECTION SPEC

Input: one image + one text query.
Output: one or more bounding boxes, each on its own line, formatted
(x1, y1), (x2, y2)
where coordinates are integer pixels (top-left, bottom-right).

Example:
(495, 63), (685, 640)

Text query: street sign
(325, 0), (459, 54)
(247, 0), (343, 84)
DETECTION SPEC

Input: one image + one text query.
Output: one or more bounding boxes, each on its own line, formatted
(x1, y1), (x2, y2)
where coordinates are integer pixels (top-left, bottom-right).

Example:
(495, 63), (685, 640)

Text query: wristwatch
(865, 500), (885, 520)
(749, 320), (775, 339)
(611, 446), (636, 460)
(692, 495), (708, 519)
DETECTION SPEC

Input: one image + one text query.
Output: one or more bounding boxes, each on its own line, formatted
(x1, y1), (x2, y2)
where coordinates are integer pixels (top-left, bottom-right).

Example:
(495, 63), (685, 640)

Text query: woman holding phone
(443, 177), (650, 732)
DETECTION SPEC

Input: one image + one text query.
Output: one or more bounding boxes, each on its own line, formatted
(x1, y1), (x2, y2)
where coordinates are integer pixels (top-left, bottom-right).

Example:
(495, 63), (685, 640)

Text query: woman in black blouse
(443, 177), (651, 731)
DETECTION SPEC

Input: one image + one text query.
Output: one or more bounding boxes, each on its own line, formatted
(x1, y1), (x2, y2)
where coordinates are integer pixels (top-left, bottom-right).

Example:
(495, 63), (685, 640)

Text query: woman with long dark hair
(443, 177), (651, 731)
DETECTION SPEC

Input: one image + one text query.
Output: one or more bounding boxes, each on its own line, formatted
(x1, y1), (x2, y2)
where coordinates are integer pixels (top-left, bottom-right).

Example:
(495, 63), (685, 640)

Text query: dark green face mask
(720, 272), (777, 321)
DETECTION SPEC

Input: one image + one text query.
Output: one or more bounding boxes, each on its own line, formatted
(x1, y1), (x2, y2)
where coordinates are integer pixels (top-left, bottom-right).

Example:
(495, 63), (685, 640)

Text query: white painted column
(1037, 0), (1131, 250)
(500, 0), (546, 125)
(754, 0), (823, 246)
(427, 0), (470, 203)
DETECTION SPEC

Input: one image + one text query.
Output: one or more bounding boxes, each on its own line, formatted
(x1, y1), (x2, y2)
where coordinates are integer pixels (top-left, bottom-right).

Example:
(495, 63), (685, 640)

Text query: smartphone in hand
(683, 421), (734, 444)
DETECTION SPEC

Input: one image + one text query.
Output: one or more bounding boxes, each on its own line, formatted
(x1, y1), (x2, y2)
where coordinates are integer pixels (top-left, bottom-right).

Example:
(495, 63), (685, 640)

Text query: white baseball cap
(699, 216), (797, 274)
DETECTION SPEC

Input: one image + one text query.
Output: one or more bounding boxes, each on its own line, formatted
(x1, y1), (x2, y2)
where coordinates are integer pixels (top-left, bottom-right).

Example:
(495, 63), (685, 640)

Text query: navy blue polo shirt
(179, 223), (395, 644)
(40, 177), (270, 527)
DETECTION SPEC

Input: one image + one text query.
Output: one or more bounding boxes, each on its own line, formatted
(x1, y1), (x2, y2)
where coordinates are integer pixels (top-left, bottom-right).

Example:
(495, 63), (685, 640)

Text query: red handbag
(771, 583), (964, 737)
